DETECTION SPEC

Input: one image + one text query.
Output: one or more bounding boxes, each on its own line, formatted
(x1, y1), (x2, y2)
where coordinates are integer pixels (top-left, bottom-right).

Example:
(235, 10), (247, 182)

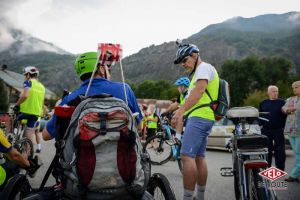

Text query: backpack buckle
(98, 112), (107, 135)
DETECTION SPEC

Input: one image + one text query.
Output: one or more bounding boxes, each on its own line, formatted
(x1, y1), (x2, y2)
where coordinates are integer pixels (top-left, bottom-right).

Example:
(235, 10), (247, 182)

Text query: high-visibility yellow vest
(20, 79), (45, 116)
(185, 69), (219, 120)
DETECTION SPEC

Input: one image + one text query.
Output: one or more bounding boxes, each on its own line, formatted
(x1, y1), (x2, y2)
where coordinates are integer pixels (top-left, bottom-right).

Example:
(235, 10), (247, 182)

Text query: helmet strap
(189, 55), (199, 78)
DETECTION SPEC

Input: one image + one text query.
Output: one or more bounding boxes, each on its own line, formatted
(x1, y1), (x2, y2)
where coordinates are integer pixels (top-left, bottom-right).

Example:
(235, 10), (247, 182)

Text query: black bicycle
(220, 106), (277, 200)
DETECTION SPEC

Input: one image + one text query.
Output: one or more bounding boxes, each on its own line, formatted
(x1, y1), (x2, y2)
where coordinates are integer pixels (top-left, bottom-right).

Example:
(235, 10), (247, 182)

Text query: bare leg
(182, 154), (197, 190)
(195, 156), (208, 186)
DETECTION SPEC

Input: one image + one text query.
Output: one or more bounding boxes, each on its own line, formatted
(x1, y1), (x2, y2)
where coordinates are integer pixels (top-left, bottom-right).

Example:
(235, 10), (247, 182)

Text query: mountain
(1, 12), (300, 95)
(111, 11), (300, 83)
(0, 19), (78, 95)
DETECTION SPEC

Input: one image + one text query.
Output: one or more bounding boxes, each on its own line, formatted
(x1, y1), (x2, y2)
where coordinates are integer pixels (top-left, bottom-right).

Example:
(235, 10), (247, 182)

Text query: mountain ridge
(1, 12), (300, 94)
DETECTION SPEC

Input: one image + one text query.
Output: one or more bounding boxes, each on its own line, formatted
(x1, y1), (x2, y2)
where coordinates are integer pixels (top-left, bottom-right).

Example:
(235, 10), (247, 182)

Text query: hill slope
(1, 12), (300, 94)
(111, 11), (300, 83)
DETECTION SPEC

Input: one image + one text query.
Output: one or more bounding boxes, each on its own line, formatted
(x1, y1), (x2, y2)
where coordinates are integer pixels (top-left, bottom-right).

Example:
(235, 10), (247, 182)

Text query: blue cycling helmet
(174, 77), (190, 87)
(174, 44), (199, 64)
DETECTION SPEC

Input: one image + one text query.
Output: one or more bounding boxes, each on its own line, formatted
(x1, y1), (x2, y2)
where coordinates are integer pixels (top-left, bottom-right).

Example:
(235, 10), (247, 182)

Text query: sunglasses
(180, 56), (189, 64)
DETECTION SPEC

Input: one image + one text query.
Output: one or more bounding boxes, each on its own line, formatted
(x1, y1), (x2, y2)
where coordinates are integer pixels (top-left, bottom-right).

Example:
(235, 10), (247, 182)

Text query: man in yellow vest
(14, 66), (45, 152)
(173, 43), (219, 200)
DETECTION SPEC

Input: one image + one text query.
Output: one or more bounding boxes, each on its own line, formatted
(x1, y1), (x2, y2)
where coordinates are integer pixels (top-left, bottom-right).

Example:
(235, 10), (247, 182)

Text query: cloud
(0, 22), (16, 52)
(288, 12), (300, 24)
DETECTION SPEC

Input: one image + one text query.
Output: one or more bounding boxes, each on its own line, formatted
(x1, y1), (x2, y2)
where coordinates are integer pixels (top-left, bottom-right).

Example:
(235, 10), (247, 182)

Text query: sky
(1, 0), (300, 57)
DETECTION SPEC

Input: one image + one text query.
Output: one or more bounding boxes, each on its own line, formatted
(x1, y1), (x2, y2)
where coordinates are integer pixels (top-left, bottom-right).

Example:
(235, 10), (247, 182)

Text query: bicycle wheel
(14, 122), (25, 141)
(177, 158), (183, 175)
(3, 175), (32, 200)
(247, 168), (277, 200)
(143, 133), (172, 165)
(233, 152), (241, 200)
(147, 173), (176, 200)
(14, 138), (34, 159)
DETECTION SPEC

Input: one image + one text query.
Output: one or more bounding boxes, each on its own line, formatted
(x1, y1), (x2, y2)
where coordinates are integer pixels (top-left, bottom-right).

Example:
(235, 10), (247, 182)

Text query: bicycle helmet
(174, 44), (199, 64)
(74, 52), (98, 79)
(174, 77), (190, 87)
(23, 66), (39, 76)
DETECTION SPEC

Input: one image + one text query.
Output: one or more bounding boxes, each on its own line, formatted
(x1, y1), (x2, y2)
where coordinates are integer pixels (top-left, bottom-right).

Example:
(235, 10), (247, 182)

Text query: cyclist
(172, 43), (219, 200)
(14, 66), (45, 151)
(164, 77), (190, 143)
(141, 104), (149, 141)
(43, 52), (142, 140)
(0, 128), (29, 190)
(146, 104), (159, 148)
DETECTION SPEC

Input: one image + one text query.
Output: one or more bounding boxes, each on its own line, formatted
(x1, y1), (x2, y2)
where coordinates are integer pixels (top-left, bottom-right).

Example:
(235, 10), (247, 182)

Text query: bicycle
(142, 115), (183, 174)
(220, 106), (277, 200)
(0, 110), (33, 158)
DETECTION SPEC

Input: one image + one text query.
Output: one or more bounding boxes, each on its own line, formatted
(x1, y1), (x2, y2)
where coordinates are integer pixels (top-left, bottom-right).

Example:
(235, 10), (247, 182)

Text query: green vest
(147, 114), (158, 129)
(179, 93), (185, 106)
(185, 68), (219, 120)
(20, 79), (45, 116)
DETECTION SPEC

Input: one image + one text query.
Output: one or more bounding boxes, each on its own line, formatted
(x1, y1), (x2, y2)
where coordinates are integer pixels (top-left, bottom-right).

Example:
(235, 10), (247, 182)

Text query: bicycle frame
(221, 107), (276, 200)
(161, 119), (180, 160)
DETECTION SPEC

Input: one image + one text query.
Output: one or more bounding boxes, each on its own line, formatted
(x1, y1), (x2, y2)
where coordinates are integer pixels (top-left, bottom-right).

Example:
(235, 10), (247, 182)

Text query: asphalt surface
(30, 138), (300, 200)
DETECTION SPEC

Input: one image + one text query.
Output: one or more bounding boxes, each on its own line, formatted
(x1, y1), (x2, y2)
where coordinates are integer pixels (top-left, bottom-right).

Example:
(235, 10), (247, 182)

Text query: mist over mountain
(0, 19), (78, 94)
(0, 12), (300, 95)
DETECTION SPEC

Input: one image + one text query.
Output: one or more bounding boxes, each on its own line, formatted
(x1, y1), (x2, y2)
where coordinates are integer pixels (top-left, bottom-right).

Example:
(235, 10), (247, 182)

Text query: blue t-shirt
(46, 78), (142, 138)
(23, 80), (32, 88)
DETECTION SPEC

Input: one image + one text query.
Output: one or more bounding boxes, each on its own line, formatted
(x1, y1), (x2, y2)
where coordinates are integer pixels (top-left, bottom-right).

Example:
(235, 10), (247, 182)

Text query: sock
(175, 133), (181, 140)
(37, 144), (41, 150)
(195, 185), (205, 200)
(183, 189), (194, 200)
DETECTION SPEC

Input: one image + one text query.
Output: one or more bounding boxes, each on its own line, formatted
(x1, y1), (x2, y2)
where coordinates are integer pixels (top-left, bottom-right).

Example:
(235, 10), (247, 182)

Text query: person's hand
(27, 155), (42, 178)
(172, 108), (184, 125)
(13, 105), (20, 113)
(288, 106), (296, 114)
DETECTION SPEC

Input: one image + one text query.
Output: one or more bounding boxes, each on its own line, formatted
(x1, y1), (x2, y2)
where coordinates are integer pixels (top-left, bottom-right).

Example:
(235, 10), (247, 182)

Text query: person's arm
(172, 79), (207, 123)
(282, 98), (295, 114)
(165, 102), (180, 114)
(6, 148), (30, 168)
(15, 88), (29, 106)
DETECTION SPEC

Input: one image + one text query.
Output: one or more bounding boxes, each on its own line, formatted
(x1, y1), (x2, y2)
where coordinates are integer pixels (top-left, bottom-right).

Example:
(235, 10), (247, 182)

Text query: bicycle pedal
(220, 167), (233, 177)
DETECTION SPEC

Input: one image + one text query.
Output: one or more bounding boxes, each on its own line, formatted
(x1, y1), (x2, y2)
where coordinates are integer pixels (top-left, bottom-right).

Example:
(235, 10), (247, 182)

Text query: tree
(221, 56), (293, 106)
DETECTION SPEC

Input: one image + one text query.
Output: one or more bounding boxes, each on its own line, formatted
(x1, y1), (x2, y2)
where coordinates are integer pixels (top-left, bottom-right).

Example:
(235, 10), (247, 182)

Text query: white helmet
(23, 66), (39, 76)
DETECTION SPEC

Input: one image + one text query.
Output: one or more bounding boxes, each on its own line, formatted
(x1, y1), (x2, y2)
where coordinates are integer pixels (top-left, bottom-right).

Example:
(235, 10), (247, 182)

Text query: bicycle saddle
(226, 106), (259, 118)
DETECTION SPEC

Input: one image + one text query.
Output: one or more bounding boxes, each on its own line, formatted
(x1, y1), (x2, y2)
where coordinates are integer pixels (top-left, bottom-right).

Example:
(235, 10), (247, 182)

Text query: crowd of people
(0, 42), (299, 200)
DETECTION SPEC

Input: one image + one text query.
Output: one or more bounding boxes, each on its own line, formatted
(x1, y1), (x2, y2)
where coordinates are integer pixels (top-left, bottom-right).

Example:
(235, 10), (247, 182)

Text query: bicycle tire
(5, 175), (32, 200)
(147, 173), (176, 200)
(143, 133), (172, 165)
(233, 152), (241, 200)
(247, 168), (277, 200)
(177, 158), (183, 175)
(14, 138), (34, 159)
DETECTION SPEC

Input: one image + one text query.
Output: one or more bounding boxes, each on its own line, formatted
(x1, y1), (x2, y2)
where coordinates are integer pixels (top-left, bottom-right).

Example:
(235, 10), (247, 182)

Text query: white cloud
(288, 12), (300, 23)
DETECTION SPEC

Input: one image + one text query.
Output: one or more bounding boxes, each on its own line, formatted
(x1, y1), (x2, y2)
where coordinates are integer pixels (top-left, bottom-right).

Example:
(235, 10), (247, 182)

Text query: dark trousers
(262, 128), (286, 170)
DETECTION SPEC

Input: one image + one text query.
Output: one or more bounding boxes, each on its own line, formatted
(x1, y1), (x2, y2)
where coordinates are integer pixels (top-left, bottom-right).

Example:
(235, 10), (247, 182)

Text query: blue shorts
(181, 117), (214, 158)
(16, 113), (39, 128)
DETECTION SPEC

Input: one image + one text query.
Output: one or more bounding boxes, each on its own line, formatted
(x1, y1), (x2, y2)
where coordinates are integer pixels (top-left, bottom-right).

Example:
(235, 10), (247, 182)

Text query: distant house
(137, 99), (172, 114)
(0, 67), (57, 104)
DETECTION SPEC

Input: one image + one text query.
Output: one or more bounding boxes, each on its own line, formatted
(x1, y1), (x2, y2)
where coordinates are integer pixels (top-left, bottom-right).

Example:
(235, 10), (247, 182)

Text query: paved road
(30, 139), (300, 199)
